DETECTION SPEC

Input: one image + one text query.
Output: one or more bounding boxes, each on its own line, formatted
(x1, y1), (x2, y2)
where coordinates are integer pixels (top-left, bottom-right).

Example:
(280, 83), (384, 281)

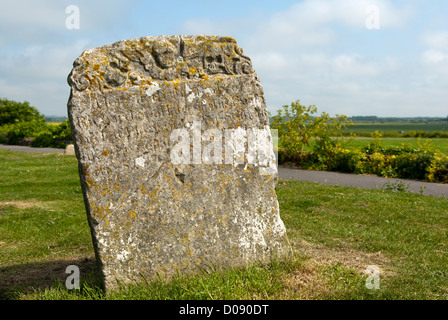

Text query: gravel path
(1, 144), (446, 198)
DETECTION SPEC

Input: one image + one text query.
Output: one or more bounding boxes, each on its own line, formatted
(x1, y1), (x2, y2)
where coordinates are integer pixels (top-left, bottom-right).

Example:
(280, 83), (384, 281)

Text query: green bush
(31, 131), (55, 147)
(52, 120), (73, 146)
(0, 123), (13, 144)
(356, 152), (394, 177)
(0, 119), (73, 148)
(427, 152), (448, 183)
(330, 148), (366, 173)
(6, 121), (49, 145)
(392, 153), (434, 180)
(0, 98), (45, 125)
(273, 101), (448, 183)
(271, 100), (353, 159)
(31, 120), (73, 148)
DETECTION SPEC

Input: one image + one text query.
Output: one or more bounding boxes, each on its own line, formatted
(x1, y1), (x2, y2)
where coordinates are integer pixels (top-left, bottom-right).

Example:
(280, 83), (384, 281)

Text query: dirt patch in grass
(282, 239), (393, 299)
(0, 200), (59, 212)
(0, 201), (38, 209)
(295, 239), (391, 275)
(283, 259), (331, 299)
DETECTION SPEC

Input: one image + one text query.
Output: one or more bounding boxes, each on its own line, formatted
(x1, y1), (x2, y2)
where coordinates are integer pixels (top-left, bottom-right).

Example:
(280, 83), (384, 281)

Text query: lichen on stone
(68, 35), (291, 292)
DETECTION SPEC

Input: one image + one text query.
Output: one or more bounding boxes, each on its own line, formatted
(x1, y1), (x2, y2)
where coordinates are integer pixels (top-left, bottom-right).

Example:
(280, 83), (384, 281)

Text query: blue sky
(0, 0), (447, 117)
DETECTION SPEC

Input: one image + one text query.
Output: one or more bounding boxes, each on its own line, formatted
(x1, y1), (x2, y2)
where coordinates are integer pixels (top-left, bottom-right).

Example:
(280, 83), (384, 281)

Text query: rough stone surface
(64, 144), (75, 155)
(67, 35), (291, 291)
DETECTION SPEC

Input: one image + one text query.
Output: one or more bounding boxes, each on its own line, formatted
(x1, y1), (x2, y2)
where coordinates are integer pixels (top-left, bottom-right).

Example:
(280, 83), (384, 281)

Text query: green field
(345, 137), (448, 154)
(345, 122), (448, 134)
(291, 137), (448, 155)
(1, 149), (448, 300)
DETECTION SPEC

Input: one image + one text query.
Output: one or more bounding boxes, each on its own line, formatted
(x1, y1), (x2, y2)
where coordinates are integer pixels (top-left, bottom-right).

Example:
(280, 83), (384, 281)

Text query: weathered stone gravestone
(67, 35), (291, 291)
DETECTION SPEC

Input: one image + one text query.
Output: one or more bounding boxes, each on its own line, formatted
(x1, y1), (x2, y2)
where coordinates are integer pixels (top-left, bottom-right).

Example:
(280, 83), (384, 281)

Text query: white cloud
(421, 50), (448, 64)
(0, 1), (63, 30)
(332, 54), (380, 76)
(419, 29), (448, 90)
(0, 0), (443, 117)
(0, 40), (90, 81)
(420, 30), (448, 70)
(0, 0), (136, 46)
(0, 39), (91, 115)
(421, 30), (448, 51)
(241, 0), (414, 53)
(0, 0), (136, 115)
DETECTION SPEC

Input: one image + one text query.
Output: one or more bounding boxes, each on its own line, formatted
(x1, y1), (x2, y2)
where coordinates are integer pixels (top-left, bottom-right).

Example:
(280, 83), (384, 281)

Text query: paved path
(1, 144), (447, 198)
(278, 166), (448, 198)
(0, 144), (64, 153)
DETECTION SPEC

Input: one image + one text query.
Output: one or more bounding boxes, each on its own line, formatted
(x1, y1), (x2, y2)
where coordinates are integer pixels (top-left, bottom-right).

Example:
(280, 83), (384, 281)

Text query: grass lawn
(1, 149), (448, 300)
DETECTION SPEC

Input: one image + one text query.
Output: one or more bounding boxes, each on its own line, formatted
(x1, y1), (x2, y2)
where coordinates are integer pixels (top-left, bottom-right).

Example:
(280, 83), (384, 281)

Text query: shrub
(31, 120), (73, 148)
(31, 131), (55, 147)
(427, 152), (448, 183)
(305, 136), (357, 172)
(392, 153), (434, 180)
(52, 120), (73, 147)
(0, 98), (45, 125)
(6, 121), (49, 145)
(331, 148), (366, 173)
(277, 147), (299, 165)
(358, 152), (395, 177)
(271, 100), (353, 159)
(273, 102), (447, 182)
(0, 124), (14, 144)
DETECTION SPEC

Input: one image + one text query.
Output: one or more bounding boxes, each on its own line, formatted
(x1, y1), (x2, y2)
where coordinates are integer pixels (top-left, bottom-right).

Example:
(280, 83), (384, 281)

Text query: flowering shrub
(330, 147), (366, 173)
(392, 153), (434, 180)
(276, 137), (447, 184)
(271, 100), (353, 159)
(427, 152), (448, 183)
(306, 137), (365, 173)
(357, 152), (395, 177)
(273, 102), (447, 184)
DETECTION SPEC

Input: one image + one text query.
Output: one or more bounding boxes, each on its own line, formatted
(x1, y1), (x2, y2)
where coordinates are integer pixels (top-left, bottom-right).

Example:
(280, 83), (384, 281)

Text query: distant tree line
(350, 115), (448, 123)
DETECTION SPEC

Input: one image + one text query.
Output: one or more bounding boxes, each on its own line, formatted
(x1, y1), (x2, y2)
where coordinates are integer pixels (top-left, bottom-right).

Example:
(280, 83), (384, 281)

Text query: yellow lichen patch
(86, 178), (95, 187)
(91, 205), (112, 220)
(139, 185), (148, 195)
(100, 186), (110, 196)
(102, 149), (109, 156)
(149, 188), (158, 202)
(128, 210), (137, 219)
(171, 78), (181, 89)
